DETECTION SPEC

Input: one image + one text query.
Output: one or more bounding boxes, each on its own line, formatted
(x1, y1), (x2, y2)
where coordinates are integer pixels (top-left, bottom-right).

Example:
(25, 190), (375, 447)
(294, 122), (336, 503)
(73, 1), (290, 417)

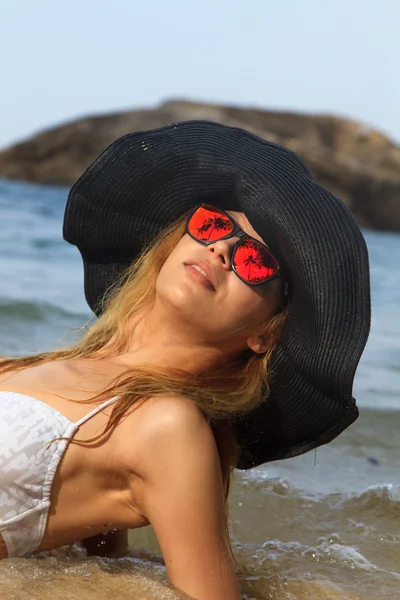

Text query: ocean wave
(247, 538), (379, 570)
(29, 238), (66, 250)
(0, 555), (180, 600)
(238, 472), (298, 493)
(2, 544), (394, 600)
(0, 298), (90, 323)
(234, 475), (400, 520)
(339, 483), (400, 516)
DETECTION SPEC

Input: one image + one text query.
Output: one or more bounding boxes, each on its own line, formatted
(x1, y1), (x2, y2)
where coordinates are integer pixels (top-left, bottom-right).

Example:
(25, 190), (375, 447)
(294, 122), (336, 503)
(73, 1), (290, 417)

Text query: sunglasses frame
(185, 204), (281, 287)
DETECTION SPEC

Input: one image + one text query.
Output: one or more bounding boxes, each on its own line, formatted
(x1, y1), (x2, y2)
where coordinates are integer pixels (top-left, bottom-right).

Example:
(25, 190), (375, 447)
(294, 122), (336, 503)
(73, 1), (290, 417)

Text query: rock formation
(0, 100), (399, 231)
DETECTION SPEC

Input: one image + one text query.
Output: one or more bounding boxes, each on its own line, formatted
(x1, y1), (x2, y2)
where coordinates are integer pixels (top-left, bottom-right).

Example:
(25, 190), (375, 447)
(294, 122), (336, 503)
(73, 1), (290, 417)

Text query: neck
(107, 301), (244, 374)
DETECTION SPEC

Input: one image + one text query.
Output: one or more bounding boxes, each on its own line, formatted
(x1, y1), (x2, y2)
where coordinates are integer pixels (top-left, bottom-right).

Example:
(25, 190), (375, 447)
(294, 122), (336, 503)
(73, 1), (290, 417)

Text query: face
(155, 210), (282, 354)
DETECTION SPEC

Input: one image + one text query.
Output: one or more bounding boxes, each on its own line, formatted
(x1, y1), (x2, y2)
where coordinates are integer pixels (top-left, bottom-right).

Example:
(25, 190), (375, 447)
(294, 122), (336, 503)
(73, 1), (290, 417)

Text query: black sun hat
(63, 120), (371, 469)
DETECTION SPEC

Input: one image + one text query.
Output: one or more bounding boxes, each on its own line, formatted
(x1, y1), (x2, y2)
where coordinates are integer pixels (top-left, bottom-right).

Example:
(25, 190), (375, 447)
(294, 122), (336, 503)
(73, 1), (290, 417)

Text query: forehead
(227, 210), (264, 244)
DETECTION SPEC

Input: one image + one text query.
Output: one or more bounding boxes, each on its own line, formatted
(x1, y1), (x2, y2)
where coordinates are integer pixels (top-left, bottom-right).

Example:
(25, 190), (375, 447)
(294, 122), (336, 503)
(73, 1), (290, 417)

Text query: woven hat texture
(63, 120), (371, 469)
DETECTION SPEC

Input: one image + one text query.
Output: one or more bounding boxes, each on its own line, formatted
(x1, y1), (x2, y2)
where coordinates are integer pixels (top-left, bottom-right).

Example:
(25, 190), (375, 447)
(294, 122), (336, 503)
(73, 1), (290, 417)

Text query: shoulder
(138, 394), (210, 435)
(132, 395), (219, 479)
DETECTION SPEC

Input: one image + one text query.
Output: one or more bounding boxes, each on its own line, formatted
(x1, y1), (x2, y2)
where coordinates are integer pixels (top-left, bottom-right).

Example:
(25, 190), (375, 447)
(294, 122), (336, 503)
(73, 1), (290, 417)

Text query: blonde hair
(0, 211), (287, 548)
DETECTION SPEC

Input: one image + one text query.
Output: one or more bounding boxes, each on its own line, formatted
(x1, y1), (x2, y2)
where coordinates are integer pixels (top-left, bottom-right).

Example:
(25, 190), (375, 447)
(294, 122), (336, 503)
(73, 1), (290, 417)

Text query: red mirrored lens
(188, 206), (234, 241)
(233, 239), (279, 283)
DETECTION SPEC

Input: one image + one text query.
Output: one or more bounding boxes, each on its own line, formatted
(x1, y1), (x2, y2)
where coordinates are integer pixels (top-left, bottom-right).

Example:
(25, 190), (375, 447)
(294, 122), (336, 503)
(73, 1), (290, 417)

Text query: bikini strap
(75, 396), (119, 428)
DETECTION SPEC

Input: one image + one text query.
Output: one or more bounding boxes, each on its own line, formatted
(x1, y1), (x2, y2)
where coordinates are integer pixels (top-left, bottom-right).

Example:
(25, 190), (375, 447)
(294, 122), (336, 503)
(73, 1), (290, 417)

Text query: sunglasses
(186, 204), (281, 286)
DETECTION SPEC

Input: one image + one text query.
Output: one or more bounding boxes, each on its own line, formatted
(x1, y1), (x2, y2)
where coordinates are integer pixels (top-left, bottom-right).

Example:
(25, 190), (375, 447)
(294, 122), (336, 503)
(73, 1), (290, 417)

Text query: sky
(0, 0), (399, 150)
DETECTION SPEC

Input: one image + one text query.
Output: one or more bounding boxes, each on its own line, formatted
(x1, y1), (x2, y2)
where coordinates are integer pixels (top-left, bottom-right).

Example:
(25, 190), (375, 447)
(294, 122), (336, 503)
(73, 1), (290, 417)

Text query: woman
(0, 121), (371, 600)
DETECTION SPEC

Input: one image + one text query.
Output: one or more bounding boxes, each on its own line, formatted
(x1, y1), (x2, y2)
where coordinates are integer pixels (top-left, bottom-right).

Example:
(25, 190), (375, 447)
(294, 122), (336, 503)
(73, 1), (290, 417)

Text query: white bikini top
(0, 390), (119, 557)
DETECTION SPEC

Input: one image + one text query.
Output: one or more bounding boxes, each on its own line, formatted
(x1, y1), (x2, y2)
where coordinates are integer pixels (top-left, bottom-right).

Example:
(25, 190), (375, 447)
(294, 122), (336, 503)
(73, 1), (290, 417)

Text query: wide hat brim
(63, 120), (371, 469)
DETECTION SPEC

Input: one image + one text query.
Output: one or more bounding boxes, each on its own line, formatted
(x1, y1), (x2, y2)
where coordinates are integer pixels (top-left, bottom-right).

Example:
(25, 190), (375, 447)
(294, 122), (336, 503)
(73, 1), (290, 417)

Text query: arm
(133, 397), (241, 600)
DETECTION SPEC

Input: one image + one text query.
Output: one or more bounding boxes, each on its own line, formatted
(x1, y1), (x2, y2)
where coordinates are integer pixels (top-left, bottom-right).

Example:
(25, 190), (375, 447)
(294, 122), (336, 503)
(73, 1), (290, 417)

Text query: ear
(246, 331), (275, 354)
(246, 313), (285, 354)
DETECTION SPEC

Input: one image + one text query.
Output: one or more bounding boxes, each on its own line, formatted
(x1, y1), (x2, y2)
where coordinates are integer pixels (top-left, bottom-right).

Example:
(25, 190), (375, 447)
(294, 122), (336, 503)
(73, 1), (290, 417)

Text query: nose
(206, 236), (238, 269)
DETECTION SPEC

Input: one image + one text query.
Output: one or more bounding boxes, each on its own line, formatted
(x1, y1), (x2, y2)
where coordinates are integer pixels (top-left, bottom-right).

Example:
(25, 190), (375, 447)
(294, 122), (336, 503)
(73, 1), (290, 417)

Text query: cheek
(155, 239), (202, 305)
(227, 273), (281, 327)
(155, 248), (181, 299)
(157, 237), (187, 282)
(224, 279), (268, 327)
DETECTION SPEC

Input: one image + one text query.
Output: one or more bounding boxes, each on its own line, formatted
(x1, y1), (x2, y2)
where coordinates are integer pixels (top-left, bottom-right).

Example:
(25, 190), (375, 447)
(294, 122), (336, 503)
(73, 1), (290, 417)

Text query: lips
(184, 259), (217, 290)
